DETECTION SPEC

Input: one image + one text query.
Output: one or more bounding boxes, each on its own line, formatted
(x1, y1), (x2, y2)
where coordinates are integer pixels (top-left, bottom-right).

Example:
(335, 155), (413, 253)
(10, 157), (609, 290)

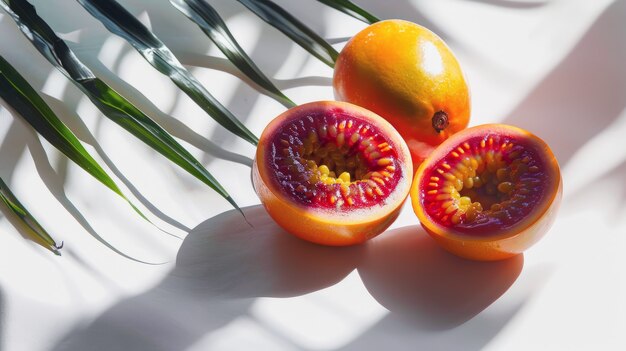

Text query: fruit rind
(333, 19), (470, 166)
(411, 124), (562, 260)
(254, 101), (412, 246)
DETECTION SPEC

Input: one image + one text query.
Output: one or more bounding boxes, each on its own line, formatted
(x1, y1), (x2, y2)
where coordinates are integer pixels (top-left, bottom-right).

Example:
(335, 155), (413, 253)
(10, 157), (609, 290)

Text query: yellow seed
(472, 202), (483, 212)
(463, 142), (471, 150)
(369, 151), (381, 159)
(451, 213), (462, 224)
(496, 168), (509, 181)
(365, 188), (374, 198)
(319, 165), (330, 176)
(319, 125), (328, 138)
(445, 204), (458, 214)
(350, 133), (360, 145)
(373, 177), (385, 186)
(464, 176), (474, 189)
(442, 200), (454, 209)
(346, 197), (354, 206)
(443, 172), (456, 181)
(457, 146), (465, 154)
(490, 203), (502, 211)
(328, 125), (337, 137)
(430, 176), (440, 182)
(386, 165), (396, 172)
(330, 195), (337, 204)
(459, 196), (471, 207)
(336, 132), (345, 147)
(339, 172), (351, 183)
(377, 158), (393, 166)
(442, 163), (451, 170)
(441, 185), (455, 194)
(480, 139), (486, 148)
(454, 178), (463, 192)
(529, 166), (540, 173)
(381, 171), (392, 178)
(338, 120), (346, 130)
(427, 190), (438, 195)
(498, 181), (514, 193)
(374, 187), (384, 196)
(451, 151), (460, 158)
(470, 177), (481, 188)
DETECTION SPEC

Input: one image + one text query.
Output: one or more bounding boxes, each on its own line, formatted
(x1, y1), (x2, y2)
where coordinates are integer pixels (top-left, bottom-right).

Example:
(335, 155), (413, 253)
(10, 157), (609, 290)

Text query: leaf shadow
(40, 93), (190, 232)
(503, 0), (626, 166)
(14, 116), (152, 262)
(53, 205), (364, 351)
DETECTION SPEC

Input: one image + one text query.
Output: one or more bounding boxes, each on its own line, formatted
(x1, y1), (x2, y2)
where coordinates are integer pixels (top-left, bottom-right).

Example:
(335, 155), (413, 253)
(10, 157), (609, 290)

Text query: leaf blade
(170, 0), (296, 106)
(0, 55), (125, 199)
(0, 0), (242, 213)
(317, 0), (380, 24)
(76, 0), (260, 145)
(0, 177), (62, 255)
(236, 0), (339, 68)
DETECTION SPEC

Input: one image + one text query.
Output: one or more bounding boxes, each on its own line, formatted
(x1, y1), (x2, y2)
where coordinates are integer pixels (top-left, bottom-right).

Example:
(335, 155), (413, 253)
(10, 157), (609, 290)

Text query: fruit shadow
(503, 0), (626, 167)
(358, 226), (524, 330)
(53, 205), (364, 351)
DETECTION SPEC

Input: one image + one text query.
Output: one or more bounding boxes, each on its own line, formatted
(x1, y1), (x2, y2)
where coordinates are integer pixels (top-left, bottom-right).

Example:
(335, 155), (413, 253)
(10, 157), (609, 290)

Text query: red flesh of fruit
(267, 109), (403, 210)
(421, 134), (548, 236)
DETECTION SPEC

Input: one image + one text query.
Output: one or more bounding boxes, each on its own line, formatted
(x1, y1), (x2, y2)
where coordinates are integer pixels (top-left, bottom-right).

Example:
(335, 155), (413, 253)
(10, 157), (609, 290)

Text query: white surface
(0, 0), (625, 350)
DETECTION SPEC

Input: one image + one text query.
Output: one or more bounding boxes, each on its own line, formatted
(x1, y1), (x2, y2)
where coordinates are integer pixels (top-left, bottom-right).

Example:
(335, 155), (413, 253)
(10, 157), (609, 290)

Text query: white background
(0, 0), (624, 350)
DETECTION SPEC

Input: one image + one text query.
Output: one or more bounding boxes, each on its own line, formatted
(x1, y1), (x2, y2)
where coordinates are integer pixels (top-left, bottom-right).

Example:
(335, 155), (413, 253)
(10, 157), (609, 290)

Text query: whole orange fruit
(334, 19), (471, 167)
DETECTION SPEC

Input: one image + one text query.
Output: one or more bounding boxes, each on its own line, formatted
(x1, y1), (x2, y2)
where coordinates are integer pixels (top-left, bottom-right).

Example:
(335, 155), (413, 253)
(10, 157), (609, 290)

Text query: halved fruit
(253, 101), (413, 246)
(411, 124), (562, 261)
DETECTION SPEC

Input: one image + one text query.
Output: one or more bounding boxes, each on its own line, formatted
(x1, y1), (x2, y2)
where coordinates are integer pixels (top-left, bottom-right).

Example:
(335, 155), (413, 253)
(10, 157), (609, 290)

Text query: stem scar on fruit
(253, 101), (412, 246)
(432, 111), (449, 133)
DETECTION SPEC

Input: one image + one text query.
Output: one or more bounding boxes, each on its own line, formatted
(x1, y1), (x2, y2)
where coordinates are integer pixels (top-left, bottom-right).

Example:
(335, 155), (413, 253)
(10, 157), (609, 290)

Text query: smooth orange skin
(253, 101), (412, 246)
(410, 124), (563, 261)
(334, 19), (470, 167)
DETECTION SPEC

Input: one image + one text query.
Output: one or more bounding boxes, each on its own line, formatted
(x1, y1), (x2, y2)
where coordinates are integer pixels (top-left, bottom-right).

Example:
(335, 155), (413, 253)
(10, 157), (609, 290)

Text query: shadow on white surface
(503, 0), (626, 166)
(359, 226), (523, 329)
(53, 205), (364, 351)
(53, 206), (525, 350)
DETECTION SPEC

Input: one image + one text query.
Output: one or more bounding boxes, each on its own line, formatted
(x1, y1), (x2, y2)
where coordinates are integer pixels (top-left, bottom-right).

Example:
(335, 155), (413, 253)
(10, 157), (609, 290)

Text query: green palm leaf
(236, 0), (339, 68)
(0, 177), (62, 255)
(76, 0), (259, 146)
(0, 55), (162, 230)
(170, 0), (296, 107)
(317, 0), (379, 24)
(0, 0), (242, 213)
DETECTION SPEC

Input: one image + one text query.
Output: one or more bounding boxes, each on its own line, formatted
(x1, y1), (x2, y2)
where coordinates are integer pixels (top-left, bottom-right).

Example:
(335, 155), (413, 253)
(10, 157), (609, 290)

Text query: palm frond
(77, 0), (259, 145)
(170, 0), (296, 107)
(0, 177), (62, 255)
(237, 0), (338, 68)
(317, 0), (380, 24)
(0, 0), (242, 214)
